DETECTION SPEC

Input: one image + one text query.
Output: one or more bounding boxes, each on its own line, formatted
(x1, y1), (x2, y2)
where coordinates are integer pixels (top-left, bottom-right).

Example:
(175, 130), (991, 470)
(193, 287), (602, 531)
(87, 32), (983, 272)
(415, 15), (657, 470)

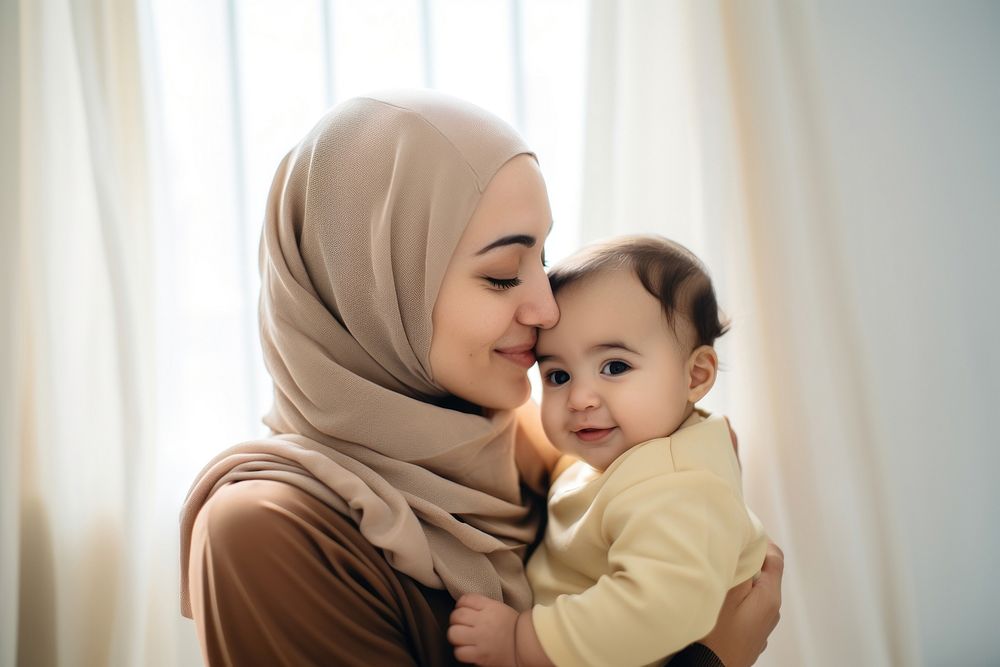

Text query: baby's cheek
(619, 403), (661, 444)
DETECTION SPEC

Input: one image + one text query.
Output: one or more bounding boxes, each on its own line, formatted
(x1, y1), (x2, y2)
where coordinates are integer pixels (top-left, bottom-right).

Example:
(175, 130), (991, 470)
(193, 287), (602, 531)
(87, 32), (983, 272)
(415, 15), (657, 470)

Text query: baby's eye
(544, 369), (571, 386)
(600, 360), (631, 376)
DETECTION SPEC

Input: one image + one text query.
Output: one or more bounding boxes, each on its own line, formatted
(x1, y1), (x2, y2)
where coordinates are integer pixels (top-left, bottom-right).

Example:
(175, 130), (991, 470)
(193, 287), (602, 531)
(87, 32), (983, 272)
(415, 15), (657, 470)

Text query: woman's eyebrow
(475, 234), (536, 255)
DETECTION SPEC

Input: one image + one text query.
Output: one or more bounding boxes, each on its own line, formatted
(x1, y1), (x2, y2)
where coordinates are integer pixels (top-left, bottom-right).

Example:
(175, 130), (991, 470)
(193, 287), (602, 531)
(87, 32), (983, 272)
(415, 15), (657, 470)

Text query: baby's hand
(447, 593), (519, 666)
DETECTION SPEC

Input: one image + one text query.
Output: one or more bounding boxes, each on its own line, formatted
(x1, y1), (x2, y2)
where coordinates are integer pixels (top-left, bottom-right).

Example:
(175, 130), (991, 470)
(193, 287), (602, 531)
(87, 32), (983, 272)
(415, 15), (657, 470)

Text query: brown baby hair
(547, 235), (729, 349)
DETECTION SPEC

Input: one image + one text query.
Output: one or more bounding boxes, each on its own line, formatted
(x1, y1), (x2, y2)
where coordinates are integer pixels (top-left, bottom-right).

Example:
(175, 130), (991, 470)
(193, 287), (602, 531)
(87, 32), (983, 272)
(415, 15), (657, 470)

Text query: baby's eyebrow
(537, 342), (638, 364)
(590, 341), (639, 355)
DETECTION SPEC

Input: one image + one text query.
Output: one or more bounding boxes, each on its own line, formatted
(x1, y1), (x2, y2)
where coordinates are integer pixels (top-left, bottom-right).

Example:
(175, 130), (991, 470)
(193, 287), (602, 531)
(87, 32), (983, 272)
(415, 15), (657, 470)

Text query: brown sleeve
(187, 479), (460, 667)
(667, 643), (725, 667)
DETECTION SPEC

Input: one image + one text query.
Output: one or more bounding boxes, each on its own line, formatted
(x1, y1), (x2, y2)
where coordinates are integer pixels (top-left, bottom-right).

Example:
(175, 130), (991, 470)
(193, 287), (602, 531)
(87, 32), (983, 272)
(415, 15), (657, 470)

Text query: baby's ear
(686, 345), (718, 404)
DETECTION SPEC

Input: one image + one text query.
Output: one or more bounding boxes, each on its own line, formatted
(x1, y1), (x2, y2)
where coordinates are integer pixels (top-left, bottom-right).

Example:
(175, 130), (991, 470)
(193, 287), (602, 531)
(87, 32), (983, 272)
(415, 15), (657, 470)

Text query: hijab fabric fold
(180, 91), (540, 617)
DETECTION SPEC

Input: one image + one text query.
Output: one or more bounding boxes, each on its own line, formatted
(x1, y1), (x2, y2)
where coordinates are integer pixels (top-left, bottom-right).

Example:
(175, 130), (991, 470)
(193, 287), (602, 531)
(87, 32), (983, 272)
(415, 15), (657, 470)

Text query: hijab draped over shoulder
(180, 91), (542, 616)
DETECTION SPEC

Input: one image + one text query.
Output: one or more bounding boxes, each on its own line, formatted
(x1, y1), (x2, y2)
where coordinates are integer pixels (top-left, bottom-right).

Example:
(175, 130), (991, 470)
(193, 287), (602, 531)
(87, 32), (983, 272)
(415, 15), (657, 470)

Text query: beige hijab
(180, 91), (542, 617)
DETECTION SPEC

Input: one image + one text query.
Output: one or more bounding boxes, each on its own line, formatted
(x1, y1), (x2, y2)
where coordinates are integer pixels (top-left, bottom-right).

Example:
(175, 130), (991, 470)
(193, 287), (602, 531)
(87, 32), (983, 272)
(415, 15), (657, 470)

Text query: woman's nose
(517, 273), (559, 329)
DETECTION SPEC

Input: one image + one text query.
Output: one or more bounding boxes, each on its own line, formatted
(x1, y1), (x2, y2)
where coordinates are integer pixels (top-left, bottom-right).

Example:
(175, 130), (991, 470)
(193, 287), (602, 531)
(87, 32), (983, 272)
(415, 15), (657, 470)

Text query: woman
(180, 90), (782, 666)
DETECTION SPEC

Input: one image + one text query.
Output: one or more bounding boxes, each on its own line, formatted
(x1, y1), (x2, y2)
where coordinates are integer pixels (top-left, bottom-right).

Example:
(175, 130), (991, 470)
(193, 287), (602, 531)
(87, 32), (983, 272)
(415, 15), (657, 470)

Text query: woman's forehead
(458, 156), (552, 251)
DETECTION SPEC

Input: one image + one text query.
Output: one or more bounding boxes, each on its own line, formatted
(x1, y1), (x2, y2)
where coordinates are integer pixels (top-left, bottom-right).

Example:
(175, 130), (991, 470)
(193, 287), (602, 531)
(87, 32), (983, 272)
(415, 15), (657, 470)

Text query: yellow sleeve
(531, 471), (750, 667)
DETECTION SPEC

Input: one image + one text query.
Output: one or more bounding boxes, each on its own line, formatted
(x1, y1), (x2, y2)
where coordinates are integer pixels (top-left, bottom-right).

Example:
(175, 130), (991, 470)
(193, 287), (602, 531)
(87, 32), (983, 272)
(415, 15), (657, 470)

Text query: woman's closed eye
(600, 360), (631, 376)
(485, 276), (522, 290)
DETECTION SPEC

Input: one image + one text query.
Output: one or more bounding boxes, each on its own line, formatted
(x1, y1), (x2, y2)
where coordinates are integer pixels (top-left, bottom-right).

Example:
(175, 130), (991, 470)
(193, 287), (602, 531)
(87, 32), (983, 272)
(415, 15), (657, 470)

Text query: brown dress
(189, 480), (460, 667)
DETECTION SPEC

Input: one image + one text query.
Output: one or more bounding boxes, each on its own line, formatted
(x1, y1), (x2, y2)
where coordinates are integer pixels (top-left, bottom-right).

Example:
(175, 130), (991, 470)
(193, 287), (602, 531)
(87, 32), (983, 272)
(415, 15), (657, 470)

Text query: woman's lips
(495, 349), (536, 368)
(494, 343), (536, 369)
(573, 427), (616, 443)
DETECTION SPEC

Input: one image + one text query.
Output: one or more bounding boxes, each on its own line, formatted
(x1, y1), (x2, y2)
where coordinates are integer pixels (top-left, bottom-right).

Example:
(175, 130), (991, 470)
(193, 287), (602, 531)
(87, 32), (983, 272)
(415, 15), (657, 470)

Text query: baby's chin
(562, 446), (613, 472)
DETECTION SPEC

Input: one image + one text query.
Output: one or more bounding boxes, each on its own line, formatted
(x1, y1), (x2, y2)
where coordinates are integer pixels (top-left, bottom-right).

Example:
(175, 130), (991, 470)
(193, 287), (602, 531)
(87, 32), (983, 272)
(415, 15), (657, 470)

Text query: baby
(448, 235), (768, 667)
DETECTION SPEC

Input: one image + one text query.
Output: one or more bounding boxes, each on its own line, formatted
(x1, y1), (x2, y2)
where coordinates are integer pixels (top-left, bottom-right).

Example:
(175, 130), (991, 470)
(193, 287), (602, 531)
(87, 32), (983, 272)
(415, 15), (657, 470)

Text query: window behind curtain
(147, 0), (587, 499)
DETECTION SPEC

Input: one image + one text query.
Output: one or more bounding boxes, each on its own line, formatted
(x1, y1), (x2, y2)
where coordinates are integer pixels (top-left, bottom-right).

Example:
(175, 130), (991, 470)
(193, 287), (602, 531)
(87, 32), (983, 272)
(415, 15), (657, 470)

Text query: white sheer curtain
(1, 2), (22, 663)
(4, 1), (587, 665)
(582, 1), (1000, 665)
(3, 0), (170, 664)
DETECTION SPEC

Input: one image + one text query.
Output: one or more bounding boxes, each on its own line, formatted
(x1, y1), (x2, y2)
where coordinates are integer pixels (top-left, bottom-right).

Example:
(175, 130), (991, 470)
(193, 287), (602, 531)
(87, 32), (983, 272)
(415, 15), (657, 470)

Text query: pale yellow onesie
(527, 412), (768, 667)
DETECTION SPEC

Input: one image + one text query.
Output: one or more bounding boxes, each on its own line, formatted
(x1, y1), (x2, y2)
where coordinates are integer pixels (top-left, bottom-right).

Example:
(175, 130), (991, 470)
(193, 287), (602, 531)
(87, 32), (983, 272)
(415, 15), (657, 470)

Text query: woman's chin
(475, 378), (531, 412)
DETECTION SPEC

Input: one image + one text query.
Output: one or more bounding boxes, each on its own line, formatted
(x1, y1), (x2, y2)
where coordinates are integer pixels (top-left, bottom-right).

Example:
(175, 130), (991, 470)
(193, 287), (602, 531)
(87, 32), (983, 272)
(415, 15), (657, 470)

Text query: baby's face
(536, 269), (693, 471)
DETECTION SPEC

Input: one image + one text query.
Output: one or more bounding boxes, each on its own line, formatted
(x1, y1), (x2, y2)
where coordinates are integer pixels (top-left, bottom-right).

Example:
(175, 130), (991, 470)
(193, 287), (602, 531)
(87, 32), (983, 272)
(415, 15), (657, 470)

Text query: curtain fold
(6, 0), (161, 664)
(2, 1), (23, 664)
(715, 4), (917, 664)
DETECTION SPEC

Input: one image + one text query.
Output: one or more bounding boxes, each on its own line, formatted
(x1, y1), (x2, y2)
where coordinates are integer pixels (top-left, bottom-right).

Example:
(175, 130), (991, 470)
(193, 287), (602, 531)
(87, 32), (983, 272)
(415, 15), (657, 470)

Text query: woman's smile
(494, 340), (537, 368)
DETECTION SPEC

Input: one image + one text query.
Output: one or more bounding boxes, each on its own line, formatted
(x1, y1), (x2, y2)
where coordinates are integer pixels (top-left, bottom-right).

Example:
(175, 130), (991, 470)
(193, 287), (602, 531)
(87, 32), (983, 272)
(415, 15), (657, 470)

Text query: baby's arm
(531, 473), (752, 666)
(448, 594), (554, 667)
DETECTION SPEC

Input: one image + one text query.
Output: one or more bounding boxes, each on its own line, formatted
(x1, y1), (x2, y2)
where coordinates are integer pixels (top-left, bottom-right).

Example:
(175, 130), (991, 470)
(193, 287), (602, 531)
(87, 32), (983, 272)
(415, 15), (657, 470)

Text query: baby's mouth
(573, 427), (616, 443)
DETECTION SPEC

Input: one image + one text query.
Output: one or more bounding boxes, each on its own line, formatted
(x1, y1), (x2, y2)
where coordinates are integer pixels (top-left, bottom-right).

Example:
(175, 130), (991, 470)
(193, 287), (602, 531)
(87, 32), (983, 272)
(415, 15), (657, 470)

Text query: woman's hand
(699, 542), (784, 667)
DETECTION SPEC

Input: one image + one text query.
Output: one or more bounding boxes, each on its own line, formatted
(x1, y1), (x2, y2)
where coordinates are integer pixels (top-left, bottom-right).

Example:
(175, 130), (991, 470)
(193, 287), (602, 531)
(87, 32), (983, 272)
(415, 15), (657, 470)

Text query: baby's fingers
(447, 623), (477, 647)
(449, 606), (480, 628)
(455, 593), (491, 610)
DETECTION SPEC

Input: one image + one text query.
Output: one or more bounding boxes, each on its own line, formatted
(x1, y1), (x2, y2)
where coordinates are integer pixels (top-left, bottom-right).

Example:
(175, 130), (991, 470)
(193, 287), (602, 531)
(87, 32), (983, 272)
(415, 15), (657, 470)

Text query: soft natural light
(10, 3), (995, 664)
(148, 0), (587, 508)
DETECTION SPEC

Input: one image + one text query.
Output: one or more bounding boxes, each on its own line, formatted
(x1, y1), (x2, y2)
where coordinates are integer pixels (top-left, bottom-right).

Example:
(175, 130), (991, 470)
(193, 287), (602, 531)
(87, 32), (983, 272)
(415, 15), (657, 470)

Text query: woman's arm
(672, 542), (784, 667)
(513, 400), (562, 495)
